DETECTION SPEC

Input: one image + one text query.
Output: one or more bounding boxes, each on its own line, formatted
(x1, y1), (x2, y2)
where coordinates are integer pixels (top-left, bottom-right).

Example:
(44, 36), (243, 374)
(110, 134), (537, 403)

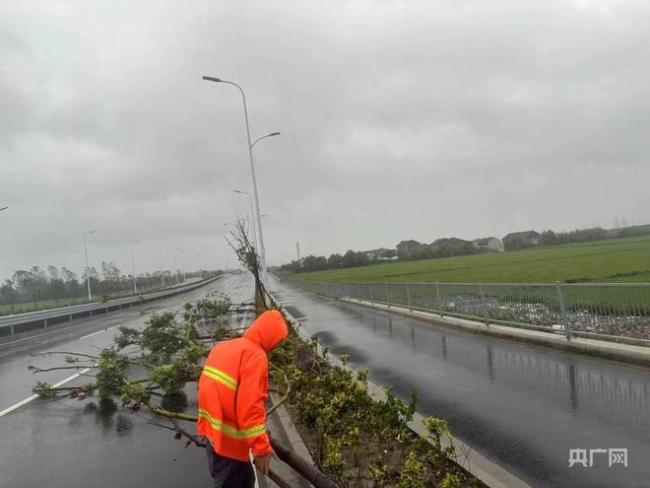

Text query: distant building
(472, 237), (504, 252)
(363, 247), (397, 260)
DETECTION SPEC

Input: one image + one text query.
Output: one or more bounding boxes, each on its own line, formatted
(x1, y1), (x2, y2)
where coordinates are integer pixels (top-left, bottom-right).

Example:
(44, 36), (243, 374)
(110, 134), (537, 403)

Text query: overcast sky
(1, 0), (649, 280)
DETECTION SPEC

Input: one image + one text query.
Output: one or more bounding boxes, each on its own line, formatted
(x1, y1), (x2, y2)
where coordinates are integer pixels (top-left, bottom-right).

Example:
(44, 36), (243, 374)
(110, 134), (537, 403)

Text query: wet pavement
(270, 277), (650, 488)
(0, 273), (255, 488)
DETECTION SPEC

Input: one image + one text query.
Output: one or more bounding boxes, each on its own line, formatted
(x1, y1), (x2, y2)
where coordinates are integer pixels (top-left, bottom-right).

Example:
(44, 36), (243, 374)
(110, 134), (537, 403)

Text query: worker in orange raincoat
(197, 309), (289, 487)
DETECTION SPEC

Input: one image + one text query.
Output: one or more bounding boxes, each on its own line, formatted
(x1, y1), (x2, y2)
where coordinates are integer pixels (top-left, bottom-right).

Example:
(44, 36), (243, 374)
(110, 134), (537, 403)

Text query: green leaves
(268, 325), (478, 487)
(33, 289), (232, 415)
(32, 381), (57, 398)
(398, 451), (428, 488)
(95, 349), (130, 400)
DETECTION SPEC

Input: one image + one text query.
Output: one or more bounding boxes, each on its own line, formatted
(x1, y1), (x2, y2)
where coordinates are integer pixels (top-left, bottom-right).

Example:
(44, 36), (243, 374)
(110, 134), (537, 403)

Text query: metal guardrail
(292, 281), (650, 346)
(0, 275), (221, 337)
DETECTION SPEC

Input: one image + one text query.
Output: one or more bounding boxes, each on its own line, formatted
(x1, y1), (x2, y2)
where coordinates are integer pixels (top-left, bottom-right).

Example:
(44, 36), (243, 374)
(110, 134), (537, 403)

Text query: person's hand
(254, 454), (272, 475)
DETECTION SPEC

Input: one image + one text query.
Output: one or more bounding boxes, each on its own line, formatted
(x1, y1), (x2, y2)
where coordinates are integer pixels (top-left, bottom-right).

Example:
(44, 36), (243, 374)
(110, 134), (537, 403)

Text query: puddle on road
(311, 330), (338, 345)
(330, 344), (369, 363)
(284, 305), (306, 319)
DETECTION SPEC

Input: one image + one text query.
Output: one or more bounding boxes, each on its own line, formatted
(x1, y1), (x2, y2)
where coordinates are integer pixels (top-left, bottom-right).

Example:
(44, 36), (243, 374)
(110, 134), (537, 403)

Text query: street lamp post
(173, 249), (179, 284)
(82, 230), (96, 301)
(174, 248), (184, 284)
(233, 189), (258, 251)
(159, 249), (165, 288)
(130, 240), (140, 294)
(202, 75), (280, 278)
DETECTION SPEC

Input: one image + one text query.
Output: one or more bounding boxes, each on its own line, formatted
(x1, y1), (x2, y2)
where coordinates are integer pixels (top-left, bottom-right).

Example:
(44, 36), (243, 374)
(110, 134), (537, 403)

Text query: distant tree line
(278, 223), (650, 274)
(279, 249), (397, 273)
(0, 263), (204, 313)
(504, 224), (650, 251)
(395, 238), (481, 261)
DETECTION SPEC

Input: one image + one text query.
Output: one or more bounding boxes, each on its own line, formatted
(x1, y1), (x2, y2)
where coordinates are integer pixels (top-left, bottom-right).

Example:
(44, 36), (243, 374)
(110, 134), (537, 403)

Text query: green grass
(0, 281), (187, 317)
(296, 235), (650, 284)
(0, 297), (88, 316)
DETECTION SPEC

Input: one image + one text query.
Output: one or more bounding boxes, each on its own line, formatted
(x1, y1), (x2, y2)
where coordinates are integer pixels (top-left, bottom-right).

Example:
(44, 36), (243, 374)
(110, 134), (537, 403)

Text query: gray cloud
(1, 0), (649, 279)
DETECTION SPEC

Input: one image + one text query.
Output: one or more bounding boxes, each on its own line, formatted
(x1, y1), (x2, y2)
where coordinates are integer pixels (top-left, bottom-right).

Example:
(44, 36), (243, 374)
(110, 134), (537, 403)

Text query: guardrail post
(369, 283), (374, 305)
(43, 318), (47, 329)
(10, 324), (15, 336)
(435, 283), (443, 317)
(556, 284), (571, 341)
(356, 283), (361, 301)
(406, 283), (412, 311)
(385, 282), (390, 308)
(479, 284), (490, 327)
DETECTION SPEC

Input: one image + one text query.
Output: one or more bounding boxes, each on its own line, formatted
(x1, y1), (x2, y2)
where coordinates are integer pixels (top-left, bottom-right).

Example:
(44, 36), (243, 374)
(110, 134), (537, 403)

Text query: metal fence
(293, 281), (650, 346)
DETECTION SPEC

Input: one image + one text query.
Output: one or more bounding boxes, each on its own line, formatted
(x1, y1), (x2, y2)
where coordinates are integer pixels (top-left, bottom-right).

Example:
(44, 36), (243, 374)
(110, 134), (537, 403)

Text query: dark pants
(206, 445), (255, 488)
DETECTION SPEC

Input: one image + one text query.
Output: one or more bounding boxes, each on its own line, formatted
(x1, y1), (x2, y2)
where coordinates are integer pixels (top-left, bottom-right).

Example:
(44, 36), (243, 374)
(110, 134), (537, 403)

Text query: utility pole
(174, 248), (183, 283)
(296, 241), (301, 261)
(174, 250), (179, 284)
(82, 230), (96, 301)
(159, 249), (165, 288)
(130, 240), (139, 294)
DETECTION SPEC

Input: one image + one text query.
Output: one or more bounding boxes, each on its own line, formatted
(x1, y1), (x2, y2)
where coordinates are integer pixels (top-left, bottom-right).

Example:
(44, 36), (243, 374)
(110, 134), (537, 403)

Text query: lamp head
(202, 76), (222, 83)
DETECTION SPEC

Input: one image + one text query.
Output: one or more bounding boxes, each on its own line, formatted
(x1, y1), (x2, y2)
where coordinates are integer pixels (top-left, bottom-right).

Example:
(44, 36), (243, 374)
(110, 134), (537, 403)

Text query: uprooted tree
(30, 218), (478, 487)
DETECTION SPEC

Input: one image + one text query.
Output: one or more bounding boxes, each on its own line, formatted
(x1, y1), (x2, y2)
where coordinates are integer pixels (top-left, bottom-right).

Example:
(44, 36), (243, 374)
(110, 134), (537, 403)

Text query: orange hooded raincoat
(197, 309), (288, 462)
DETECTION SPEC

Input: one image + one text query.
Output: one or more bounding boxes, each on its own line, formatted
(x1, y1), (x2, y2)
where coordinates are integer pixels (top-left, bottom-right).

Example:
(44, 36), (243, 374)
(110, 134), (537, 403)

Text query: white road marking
(0, 367), (92, 417)
(80, 330), (105, 339)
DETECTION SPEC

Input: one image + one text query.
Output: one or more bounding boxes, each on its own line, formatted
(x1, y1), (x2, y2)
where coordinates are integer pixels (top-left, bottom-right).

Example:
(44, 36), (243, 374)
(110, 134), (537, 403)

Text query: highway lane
(0, 274), (252, 413)
(270, 277), (650, 488)
(0, 273), (254, 488)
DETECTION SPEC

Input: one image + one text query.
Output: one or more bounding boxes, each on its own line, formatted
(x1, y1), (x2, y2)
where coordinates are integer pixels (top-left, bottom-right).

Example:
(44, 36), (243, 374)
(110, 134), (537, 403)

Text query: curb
(342, 298), (650, 368)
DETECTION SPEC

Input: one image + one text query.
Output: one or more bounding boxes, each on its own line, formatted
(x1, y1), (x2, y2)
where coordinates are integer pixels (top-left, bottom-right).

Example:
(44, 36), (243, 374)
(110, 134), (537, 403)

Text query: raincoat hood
(243, 309), (289, 352)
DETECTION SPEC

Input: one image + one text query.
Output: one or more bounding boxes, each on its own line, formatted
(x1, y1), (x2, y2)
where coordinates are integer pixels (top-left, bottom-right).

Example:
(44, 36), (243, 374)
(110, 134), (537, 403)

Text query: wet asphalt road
(270, 277), (650, 488)
(0, 273), (254, 488)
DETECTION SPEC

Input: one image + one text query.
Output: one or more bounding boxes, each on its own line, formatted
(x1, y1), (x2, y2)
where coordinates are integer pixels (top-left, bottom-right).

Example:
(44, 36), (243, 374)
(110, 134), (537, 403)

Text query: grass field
(0, 296), (88, 316)
(296, 235), (650, 284)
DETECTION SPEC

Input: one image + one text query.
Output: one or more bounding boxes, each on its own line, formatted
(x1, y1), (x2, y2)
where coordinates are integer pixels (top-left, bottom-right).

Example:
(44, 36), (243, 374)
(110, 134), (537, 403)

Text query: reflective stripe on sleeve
(198, 409), (266, 440)
(239, 424), (267, 438)
(202, 365), (238, 390)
